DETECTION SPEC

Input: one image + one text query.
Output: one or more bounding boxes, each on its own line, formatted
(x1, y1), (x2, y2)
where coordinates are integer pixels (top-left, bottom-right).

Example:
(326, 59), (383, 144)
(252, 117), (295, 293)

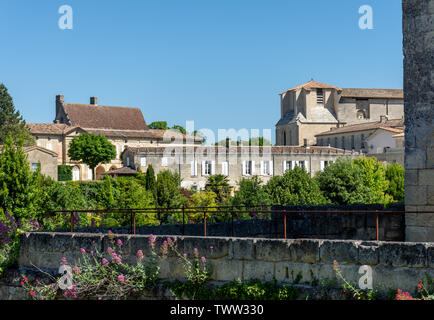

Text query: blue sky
(0, 0), (403, 144)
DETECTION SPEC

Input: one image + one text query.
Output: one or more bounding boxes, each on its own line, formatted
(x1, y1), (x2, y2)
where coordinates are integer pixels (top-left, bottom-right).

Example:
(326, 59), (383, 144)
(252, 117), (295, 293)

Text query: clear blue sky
(0, 0), (403, 144)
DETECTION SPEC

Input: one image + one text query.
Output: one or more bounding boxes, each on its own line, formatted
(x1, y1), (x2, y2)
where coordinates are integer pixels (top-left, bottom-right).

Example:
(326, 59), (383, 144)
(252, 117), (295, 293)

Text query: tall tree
(385, 163), (404, 202)
(145, 164), (157, 200)
(0, 133), (38, 219)
(0, 83), (35, 145)
(148, 121), (168, 130)
(68, 133), (116, 180)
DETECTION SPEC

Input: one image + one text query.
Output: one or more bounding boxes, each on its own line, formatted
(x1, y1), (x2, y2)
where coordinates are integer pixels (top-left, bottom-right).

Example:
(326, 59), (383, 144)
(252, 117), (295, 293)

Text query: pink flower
(73, 266), (81, 274)
(183, 253), (187, 258)
(107, 247), (114, 254)
(149, 234), (155, 247)
(201, 257), (206, 263)
(90, 251), (94, 254)
(194, 248), (199, 257)
(117, 275), (125, 282)
(29, 290), (35, 296)
(167, 237), (174, 247)
(61, 257), (68, 265)
(136, 250), (144, 262)
(80, 248), (86, 254)
(20, 281), (24, 286)
(116, 239), (123, 247)
(210, 246), (214, 249)
(102, 258), (109, 266)
(98, 297), (102, 300)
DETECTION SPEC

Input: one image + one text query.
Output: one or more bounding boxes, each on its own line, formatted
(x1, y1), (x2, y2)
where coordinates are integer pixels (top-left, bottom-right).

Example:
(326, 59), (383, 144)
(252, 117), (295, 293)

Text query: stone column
(403, 0), (434, 241)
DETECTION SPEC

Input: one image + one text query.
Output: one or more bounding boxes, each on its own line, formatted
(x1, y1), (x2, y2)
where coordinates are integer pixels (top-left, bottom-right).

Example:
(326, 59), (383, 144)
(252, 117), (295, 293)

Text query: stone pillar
(403, 0), (434, 241)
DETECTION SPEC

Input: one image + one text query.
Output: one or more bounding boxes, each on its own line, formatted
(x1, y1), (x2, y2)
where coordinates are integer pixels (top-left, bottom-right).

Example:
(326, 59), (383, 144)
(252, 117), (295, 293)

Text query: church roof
(280, 81), (343, 95)
(26, 123), (75, 135)
(341, 88), (403, 99)
(315, 119), (404, 137)
(63, 103), (149, 131)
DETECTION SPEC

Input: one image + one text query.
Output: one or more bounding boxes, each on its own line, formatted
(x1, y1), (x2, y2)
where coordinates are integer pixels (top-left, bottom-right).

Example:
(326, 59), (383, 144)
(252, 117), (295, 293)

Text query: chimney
(56, 95), (64, 104)
(226, 138), (231, 149)
(237, 140), (242, 147)
(90, 97), (98, 105)
(380, 115), (387, 123)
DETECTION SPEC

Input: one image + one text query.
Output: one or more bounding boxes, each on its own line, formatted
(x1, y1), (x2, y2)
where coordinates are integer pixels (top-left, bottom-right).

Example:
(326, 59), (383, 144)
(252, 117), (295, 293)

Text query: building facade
(123, 144), (361, 190)
(27, 95), (203, 180)
(276, 80), (404, 147)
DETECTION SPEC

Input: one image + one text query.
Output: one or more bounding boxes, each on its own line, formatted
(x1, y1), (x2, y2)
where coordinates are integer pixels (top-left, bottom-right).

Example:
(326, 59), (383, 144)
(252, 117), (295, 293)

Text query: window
(242, 161), (254, 176)
(88, 168), (92, 180)
(222, 161), (229, 176)
(320, 161), (330, 171)
(202, 161), (214, 176)
(341, 136), (345, 149)
(190, 161), (198, 177)
(283, 161), (292, 173)
(351, 135), (355, 149)
(46, 142), (52, 150)
(318, 139), (323, 146)
(31, 163), (39, 172)
(283, 131), (286, 146)
(140, 157), (147, 167)
(357, 110), (366, 120)
(327, 138), (331, 146)
(161, 157), (168, 167)
(317, 89), (324, 104)
(72, 166), (80, 181)
(260, 161), (273, 176)
(334, 137), (338, 148)
(127, 157), (130, 167)
(361, 134), (365, 149)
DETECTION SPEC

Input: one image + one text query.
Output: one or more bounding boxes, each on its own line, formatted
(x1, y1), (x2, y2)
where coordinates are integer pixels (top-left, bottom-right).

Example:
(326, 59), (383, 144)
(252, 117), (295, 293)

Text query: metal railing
(48, 206), (433, 241)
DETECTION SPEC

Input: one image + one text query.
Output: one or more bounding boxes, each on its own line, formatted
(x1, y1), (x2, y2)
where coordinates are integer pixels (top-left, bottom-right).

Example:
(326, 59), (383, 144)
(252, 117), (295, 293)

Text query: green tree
(231, 176), (271, 208)
(352, 157), (392, 204)
(156, 170), (185, 209)
(205, 174), (232, 204)
(0, 83), (35, 145)
(67, 133), (116, 180)
(248, 137), (272, 146)
(315, 158), (377, 205)
(144, 165), (157, 200)
(0, 133), (39, 219)
(264, 167), (327, 205)
(188, 191), (218, 223)
(148, 121), (168, 130)
(171, 125), (187, 135)
(385, 163), (404, 202)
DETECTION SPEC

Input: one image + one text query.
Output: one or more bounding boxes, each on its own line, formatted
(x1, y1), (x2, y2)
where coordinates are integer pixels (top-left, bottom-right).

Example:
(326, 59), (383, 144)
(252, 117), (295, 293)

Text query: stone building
(276, 80), (404, 147)
(0, 145), (58, 180)
(314, 117), (404, 165)
(27, 95), (203, 180)
(122, 143), (361, 190)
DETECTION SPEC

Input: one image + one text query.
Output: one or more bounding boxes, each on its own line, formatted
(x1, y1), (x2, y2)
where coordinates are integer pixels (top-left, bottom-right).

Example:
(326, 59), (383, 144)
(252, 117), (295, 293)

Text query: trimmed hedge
(58, 165), (73, 181)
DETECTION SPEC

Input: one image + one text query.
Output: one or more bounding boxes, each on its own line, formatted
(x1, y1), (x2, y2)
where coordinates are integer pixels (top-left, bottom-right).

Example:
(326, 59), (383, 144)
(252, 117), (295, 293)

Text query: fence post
(204, 210), (207, 237)
(182, 205), (185, 236)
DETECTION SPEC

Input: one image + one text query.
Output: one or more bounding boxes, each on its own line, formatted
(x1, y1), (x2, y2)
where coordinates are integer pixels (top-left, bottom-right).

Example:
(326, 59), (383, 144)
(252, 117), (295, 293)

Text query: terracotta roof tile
(315, 119), (404, 137)
(26, 123), (73, 135)
(63, 103), (149, 131)
(281, 81), (342, 95)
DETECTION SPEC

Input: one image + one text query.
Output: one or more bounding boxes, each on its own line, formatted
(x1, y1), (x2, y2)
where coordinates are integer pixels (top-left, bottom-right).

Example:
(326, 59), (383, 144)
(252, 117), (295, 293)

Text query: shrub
(385, 163), (404, 202)
(58, 165), (73, 181)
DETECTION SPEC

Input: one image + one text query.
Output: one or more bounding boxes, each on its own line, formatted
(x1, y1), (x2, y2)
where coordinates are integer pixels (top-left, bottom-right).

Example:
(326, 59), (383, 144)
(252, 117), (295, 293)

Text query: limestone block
(254, 239), (292, 262)
(183, 236), (232, 260)
(243, 261), (275, 282)
(275, 262), (320, 285)
(319, 240), (358, 264)
(231, 238), (255, 260)
(358, 244), (379, 265)
(288, 239), (320, 263)
(427, 244), (434, 267)
(158, 257), (187, 280)
(405, 169), (419, 186)
(379, 243), (427, 267)
(372, 265), (423, 293)
(72, 233), (106, 254)
(406, 225), (434, 242)
(405, 185), (428, 205)
(418, 168), (434, 186)
(209, 259), (243, 282)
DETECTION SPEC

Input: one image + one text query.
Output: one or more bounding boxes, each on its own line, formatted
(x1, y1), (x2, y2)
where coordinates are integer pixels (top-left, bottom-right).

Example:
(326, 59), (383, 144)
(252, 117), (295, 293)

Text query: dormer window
(317, 89), (324, 104)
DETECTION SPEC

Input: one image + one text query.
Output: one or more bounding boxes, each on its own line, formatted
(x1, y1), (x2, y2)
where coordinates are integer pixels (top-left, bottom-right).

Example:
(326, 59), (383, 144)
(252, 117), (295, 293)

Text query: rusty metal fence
(48, 206), (433, 241)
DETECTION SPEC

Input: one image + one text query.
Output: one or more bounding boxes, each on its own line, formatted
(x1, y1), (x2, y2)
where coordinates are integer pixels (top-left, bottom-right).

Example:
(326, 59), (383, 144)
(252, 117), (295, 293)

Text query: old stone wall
(6, 232), (432, 299)
(403, 0), (434, 241)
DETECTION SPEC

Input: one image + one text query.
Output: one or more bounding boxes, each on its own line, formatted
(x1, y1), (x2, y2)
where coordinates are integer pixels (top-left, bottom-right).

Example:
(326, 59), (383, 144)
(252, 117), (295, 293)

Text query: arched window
(357, 110), (366, 120)
(72, 166), (80, 181)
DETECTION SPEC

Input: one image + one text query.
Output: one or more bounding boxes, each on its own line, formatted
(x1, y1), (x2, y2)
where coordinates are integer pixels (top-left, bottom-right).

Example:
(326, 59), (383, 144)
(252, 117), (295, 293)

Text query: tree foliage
(264, 167), (327, 205)
(68, 133), (116, 180)
(0, 133), (39, 218)
(148, 121), (168, 130)
(231, 176), (271, 208)
(205, 174), (232, 204)
(385, 163), (404, 202)
(155, 170), (185, 209)
(0, 83), (35, 145)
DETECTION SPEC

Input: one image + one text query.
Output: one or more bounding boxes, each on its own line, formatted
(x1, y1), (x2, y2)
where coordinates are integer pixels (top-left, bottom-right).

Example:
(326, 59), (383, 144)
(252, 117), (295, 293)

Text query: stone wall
(9, 232), (433, 299)
(403, 0), (434, 241)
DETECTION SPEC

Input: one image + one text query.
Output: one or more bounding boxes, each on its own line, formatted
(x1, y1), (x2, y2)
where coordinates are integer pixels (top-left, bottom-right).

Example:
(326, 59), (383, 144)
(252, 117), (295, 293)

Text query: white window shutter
(269, 161), (274, 175)
(291, 161), (295, 169)
(242, 160), (246, 176)
(251, 161), (255, 175)
(201, 161), (206, 176)
(305, 160), (309, 172)
(260, 161), (264, 176)
(320, 161), (325, 171)
(140, 157), (147, 167)
(211, 161), (216, 175)
(191, 161), (195, 176)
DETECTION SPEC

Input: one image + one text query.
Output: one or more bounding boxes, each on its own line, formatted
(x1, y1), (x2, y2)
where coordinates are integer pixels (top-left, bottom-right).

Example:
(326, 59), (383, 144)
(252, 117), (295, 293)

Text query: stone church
(275, 80), (404, 147)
